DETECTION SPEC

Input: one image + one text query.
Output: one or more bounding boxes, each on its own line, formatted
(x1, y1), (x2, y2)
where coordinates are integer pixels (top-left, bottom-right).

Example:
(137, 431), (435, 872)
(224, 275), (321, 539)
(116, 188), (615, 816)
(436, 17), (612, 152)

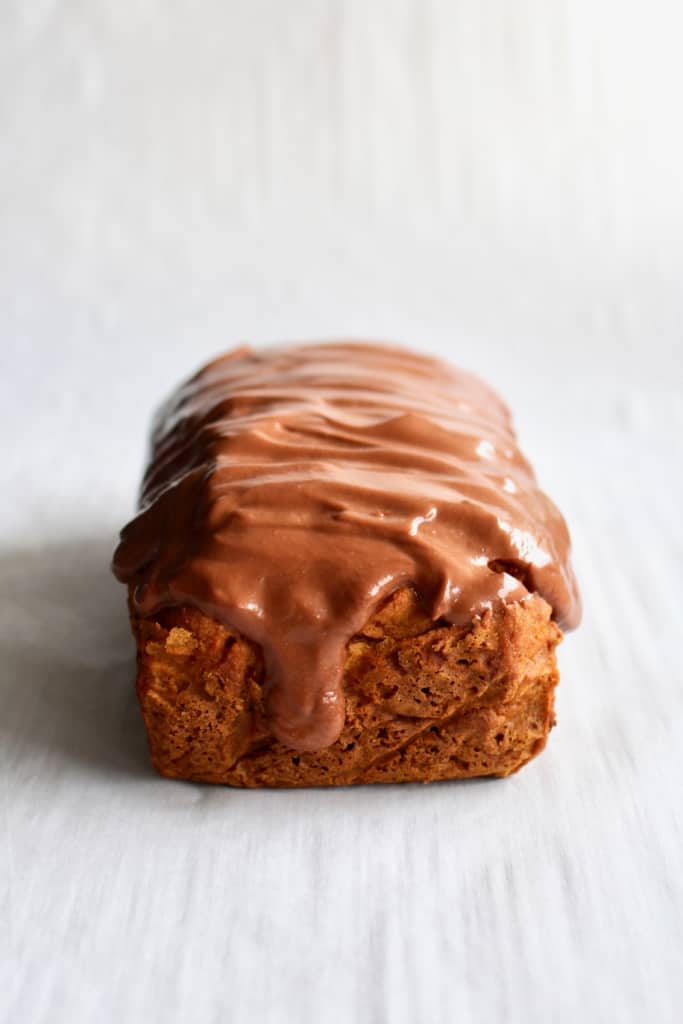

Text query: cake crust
(130, 586), (561, 787)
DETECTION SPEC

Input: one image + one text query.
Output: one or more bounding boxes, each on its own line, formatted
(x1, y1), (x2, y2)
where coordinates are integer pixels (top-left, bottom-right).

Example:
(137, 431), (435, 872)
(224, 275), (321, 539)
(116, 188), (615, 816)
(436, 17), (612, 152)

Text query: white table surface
(3, 3), (683, 1022)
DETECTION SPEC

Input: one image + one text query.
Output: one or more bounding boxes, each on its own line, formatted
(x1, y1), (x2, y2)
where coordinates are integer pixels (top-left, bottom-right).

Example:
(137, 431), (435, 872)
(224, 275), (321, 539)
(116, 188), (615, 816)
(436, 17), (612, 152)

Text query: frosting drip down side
(113, 341), (581, 751)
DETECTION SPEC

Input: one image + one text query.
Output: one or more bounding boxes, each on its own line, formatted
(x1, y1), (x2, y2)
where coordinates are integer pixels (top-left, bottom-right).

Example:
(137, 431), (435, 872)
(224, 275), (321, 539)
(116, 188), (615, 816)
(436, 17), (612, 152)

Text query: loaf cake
(113, 342), (580, 786)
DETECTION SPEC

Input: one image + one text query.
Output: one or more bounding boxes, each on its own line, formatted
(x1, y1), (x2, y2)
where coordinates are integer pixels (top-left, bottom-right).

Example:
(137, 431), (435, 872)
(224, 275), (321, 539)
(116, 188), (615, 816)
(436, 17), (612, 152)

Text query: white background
(2, 2), (682, 1022)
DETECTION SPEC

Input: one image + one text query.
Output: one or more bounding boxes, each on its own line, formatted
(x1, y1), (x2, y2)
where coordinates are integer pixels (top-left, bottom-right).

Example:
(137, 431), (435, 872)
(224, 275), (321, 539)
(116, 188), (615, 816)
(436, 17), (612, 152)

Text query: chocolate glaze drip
(113, 342), (580, 751)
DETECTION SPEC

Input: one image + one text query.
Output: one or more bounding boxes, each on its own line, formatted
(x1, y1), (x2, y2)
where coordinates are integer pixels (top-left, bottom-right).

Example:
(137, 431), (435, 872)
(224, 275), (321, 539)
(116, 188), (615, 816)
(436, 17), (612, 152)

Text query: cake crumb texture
(130, 587), (562, 787)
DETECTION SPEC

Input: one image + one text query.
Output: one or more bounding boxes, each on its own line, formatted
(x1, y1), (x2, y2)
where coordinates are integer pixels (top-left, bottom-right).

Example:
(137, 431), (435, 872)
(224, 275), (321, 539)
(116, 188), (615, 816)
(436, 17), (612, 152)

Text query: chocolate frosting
(113, 342), (580, 751)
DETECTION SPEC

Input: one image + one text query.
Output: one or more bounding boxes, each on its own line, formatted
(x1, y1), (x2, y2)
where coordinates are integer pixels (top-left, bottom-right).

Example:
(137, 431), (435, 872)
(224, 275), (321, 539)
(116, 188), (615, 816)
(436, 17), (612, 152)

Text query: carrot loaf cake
(112, 342), (580, 786)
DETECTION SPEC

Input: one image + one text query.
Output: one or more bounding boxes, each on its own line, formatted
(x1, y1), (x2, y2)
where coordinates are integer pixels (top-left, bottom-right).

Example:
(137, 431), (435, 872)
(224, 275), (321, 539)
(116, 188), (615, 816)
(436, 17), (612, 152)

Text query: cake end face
(129, 587), (561, 787)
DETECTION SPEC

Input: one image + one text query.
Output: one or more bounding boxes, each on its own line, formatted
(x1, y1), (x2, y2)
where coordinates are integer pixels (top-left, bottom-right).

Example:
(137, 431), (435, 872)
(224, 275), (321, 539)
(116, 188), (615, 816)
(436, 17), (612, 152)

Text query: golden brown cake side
(130, 586), (561, 788)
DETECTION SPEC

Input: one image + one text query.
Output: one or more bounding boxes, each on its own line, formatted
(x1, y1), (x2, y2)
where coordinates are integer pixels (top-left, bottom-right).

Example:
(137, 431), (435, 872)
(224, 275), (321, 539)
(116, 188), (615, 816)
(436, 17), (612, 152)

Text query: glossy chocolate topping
(113, 342), (580, 751)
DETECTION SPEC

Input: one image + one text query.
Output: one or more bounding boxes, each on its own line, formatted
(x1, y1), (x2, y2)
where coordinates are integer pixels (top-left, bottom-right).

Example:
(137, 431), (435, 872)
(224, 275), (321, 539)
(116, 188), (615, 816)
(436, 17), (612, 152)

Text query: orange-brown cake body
(132, 589), (560, 786)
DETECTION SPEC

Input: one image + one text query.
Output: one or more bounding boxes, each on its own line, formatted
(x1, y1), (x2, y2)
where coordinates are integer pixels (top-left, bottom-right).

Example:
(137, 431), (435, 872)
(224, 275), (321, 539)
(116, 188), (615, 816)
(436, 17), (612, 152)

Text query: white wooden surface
(2, 3), (682, 1022)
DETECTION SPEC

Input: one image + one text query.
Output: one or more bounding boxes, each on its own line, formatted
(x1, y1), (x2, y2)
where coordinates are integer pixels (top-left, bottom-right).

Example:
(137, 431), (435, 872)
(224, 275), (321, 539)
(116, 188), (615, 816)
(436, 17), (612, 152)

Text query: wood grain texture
(2, 2), (682, 1021)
